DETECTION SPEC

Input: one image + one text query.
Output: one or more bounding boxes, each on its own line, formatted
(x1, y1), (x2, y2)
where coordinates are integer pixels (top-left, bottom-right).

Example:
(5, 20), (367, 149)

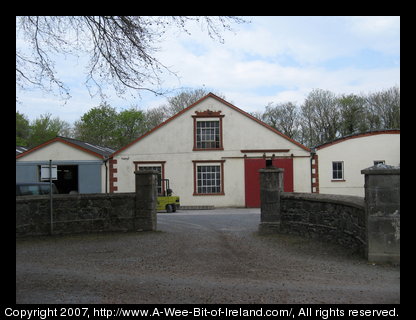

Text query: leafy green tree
(73, 103), (118, 148)
(115, 107), (146, 147)
(28, 113), (72, 147)
(16, 111), (30, 146)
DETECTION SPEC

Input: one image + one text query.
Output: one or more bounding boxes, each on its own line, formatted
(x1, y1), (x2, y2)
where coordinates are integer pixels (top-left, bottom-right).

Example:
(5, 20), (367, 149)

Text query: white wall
(16, 140), (108, 193)
(16, 141), (100, 162)
(113, 96), (311, 206)
(316, 133), (400, 197)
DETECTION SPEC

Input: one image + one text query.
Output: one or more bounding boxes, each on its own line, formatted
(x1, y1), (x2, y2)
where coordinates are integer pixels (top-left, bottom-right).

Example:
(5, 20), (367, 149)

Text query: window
(197, 165), (221, 194)
(193, 160), (225, 195)
(374, 160), (385, 166)
(192, 110), (224, 150)
(134, 161), (166, 195)
(332, 161), (344, 180)
(138, 166), (162, 195)
(196, 121), (220, 149)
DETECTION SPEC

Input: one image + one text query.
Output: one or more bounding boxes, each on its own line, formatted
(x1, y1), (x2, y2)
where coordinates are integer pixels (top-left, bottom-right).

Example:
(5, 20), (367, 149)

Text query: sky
(16, 16), (400, 125)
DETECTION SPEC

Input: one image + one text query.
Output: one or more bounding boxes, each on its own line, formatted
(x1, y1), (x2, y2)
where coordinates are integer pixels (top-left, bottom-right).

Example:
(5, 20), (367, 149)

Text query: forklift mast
(161, 178), (172, 196)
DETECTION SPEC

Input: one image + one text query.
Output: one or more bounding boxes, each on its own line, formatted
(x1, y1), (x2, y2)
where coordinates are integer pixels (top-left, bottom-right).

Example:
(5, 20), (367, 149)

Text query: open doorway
(55, 165), (78, 194)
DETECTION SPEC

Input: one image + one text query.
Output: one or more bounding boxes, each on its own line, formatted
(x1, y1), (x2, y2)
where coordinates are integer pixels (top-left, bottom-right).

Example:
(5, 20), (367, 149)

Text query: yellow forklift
(157, 179), (180, 213)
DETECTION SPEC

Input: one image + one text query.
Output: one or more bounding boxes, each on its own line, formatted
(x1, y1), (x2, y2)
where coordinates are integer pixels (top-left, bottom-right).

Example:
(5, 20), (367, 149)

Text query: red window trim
(192, 110), (224, 151)
(192, 160), (225, 196)
(134, 161), (166, 194)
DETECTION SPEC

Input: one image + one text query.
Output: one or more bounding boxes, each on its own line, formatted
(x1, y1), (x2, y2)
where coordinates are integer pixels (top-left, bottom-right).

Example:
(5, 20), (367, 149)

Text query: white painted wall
(113, 95), (311, 207)
(16, 140), (108, 193)
(16, 141), (100, 162)
(316, 132), (400, 197)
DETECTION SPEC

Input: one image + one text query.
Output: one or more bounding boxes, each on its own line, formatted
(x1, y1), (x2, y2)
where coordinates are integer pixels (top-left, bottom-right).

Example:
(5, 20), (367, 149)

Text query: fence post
(134, 170), (158, 231)
(258, 167), (284, 234)
(361, 165), (400, 264)
(49, 159), (53, 235)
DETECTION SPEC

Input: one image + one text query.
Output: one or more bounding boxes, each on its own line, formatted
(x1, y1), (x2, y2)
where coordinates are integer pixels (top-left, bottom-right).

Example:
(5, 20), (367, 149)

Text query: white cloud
(346, 16), (399, 36)
(16, 16), (400, 123)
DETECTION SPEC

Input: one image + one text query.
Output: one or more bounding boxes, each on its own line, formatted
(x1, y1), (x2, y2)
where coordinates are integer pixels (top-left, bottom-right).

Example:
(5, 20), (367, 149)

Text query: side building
(16, 136), (115, 194)
(312, 129), (400, 196)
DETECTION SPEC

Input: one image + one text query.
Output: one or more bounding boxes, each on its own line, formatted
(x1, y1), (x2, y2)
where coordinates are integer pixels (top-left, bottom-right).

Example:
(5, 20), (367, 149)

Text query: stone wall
(16, 170), (159, 237)
(279, 193), (366, 254)
(16, 193), (138, 236)
(259, 165), (400, 263)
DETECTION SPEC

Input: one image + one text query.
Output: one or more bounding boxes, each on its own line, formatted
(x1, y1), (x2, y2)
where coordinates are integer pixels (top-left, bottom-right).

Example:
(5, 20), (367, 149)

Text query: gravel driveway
(16, 208), (400, 304)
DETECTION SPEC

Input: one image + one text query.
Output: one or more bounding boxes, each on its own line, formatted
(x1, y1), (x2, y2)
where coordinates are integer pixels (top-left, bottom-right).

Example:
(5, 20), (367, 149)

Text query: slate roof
(16, 136), (116, 160)
(57, 137), (115, 158)
(16, 146), (29, 156)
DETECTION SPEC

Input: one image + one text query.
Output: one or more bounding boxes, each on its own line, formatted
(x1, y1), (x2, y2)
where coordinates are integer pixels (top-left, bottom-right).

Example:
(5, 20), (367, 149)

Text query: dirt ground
(16, 208), (400, 304)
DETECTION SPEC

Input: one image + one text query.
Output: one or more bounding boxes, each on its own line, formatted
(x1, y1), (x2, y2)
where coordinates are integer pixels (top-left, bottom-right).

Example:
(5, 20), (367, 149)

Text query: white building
(110, 93), (311, 207)
(16, 137), (114, 194)
(312, 129), (400, 197)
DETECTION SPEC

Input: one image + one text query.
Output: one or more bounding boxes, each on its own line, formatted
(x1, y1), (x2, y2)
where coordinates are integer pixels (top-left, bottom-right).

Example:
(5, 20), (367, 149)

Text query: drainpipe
(104, 157), (108, 194)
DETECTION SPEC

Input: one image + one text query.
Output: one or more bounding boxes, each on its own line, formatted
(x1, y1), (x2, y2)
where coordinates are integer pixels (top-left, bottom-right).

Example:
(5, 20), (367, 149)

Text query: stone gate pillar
(361, 165), (400, 264)
(258, 167), (284, 234)
(135, 170), (158, 231)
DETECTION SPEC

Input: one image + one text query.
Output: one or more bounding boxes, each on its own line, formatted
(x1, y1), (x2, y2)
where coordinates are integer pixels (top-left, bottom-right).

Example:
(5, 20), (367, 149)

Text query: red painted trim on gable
(16, 137), (105, 160)
(111, 92), (311, 156)
(315, 130), (400, 151)
(192, 109), (224, 117)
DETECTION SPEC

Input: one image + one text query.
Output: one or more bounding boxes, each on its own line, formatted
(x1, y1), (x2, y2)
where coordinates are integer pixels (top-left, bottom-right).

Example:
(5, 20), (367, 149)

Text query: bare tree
(262, 102), (301, 141)
(16, 16), (247, 101)
(300, 89), (340, 146)
(365, 86), (400, 129)
(165, 88), (226, 117)
(338, 94), (368, 136)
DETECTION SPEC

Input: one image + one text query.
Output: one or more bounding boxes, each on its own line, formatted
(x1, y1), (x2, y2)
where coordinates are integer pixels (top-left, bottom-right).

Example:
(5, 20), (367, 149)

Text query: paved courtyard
(16, 208), (400, 303)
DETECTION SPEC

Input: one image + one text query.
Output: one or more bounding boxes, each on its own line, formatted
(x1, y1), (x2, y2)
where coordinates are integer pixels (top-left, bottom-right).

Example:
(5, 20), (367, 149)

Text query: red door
(244, 158), (293, 208)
